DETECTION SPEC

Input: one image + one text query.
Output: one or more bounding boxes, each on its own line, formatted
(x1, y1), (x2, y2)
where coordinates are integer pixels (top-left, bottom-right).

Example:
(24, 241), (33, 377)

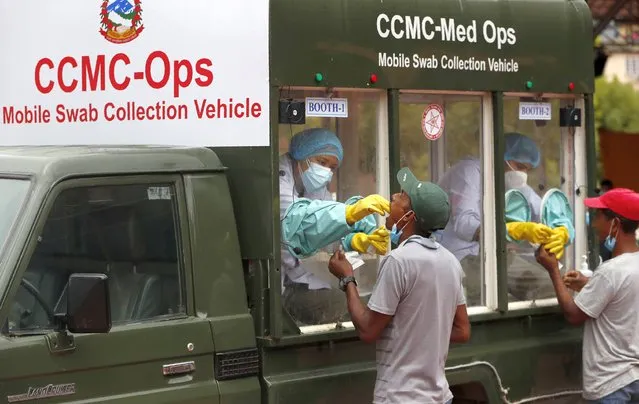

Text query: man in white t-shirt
(328, 168), (470, 404)
(536, 188), (639, 403)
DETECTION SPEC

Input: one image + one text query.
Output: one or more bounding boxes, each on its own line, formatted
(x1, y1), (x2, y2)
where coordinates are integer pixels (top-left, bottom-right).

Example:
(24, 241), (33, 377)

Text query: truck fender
(446, 361), (509, 403)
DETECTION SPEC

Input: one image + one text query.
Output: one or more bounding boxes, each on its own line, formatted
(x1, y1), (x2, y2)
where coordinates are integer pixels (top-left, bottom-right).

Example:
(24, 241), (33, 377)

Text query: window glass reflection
(278, 89), (382, 326)
(503, 98), (573, 302)
(399, 93), (484, 306)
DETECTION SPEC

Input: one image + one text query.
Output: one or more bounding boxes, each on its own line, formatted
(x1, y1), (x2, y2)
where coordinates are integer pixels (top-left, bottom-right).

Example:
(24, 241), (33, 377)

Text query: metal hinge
(46, 331), (76, 355)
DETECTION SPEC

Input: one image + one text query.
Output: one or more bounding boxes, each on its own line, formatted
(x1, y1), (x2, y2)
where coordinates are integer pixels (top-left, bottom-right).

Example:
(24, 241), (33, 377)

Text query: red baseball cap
(584, 188), (639, 220)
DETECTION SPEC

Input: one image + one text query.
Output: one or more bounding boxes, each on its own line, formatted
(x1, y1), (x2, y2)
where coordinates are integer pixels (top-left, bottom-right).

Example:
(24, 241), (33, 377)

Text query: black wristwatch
(338, 276), (357, 291)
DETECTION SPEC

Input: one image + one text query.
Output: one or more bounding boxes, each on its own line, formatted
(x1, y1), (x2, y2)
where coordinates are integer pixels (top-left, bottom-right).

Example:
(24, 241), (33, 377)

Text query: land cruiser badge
(7, 383), (76, 403)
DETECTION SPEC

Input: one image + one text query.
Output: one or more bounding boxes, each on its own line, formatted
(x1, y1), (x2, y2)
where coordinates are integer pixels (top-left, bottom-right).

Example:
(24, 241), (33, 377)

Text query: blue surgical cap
(289, 128), (344, 164)
(504, 132), (541, 168)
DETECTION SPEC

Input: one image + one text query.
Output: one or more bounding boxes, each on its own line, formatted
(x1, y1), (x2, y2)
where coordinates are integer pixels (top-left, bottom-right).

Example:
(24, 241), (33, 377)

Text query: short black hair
(601, 209), (639, 234)
(412, 214), (432, 238)
(407, 199), (433, 238)
(601, 179), (613, 188)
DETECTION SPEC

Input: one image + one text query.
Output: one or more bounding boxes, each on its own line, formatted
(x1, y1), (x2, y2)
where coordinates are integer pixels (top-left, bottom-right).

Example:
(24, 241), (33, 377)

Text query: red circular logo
(421, 104), (445, 141)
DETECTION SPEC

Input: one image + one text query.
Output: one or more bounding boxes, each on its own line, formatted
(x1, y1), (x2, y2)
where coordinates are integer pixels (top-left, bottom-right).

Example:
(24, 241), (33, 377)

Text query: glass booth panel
(278, 88), (383, 326)
(399, 93), (485, 307)
(503, 97), (576, 303)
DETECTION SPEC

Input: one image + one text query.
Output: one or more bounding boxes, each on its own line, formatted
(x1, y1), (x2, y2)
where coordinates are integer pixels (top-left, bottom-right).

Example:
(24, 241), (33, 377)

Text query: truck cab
(0, 146), (259, 403)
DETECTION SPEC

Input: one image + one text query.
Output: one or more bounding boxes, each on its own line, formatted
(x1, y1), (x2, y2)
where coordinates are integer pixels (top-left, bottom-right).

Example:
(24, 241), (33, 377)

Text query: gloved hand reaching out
(544, 226), (570, 260)
(506, 222), (553, 244)
(345, 194), (390, 225)
(350, 227), (390, 255)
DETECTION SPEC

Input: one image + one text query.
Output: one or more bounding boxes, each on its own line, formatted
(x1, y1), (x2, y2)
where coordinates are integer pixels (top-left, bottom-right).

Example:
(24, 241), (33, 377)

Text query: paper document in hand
(344, 252), (365, 270)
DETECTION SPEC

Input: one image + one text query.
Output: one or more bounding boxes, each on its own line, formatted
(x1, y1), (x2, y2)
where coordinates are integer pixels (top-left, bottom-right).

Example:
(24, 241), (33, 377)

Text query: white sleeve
(456, 262), (467, 306)
(574, 272), (615, 319)
(447, 164), (482, 242)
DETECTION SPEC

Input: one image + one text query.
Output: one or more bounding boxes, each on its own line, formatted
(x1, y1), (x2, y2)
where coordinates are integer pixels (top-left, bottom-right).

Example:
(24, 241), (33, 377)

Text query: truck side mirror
(66, 273), (111, 334)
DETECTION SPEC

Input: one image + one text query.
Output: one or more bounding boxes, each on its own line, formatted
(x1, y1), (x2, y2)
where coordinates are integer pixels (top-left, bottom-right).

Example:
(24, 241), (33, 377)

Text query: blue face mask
(603, 219), (618, 253)
(390, 211), (413, 246)
(301, 161), (333, 193)
(390, 223), (402, 246)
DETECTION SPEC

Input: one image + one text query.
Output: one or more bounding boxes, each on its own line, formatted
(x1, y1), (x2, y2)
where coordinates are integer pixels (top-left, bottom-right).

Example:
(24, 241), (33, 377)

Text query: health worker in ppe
(437, 132), (570, 304)
(279, 128), (391, 325)
(502, 134), (573, 301)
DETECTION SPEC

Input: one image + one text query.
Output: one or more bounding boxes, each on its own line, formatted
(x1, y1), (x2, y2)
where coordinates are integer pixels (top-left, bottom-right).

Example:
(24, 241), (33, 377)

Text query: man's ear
(612, 217), (621, 235)
(405, 210), (416, 222)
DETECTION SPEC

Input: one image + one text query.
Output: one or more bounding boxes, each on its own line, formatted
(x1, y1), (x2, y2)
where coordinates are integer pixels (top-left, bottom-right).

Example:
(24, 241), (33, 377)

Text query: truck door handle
(162, 361), (196, 376)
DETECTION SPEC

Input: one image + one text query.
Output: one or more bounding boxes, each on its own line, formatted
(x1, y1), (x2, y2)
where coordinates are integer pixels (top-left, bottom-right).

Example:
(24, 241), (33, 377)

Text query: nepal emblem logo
(100, 0), (144, 44)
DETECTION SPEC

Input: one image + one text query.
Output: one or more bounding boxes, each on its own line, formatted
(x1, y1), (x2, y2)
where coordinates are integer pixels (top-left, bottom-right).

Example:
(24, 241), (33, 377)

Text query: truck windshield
(0, 178), (31, 257)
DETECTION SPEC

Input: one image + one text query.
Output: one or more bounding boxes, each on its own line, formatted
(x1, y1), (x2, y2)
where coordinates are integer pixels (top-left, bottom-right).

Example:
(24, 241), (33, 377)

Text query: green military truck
(0, 0), (596, 402)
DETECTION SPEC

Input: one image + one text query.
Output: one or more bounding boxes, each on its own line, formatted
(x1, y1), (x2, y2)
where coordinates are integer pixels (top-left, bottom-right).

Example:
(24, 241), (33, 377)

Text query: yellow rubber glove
(345, 194), (390, 225)
(506, 222), (553, 244)
(544, 226), (570, 260)
(350, 227), (390, 255)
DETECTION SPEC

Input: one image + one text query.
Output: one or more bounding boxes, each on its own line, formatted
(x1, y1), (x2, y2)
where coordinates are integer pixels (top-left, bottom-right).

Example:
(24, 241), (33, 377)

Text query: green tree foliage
(593, 77), (639, 177)
(594, 76), (639, 134)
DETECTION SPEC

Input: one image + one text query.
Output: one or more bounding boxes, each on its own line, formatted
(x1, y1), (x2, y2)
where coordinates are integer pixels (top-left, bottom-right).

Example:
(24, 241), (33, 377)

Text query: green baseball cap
(397, 167), (450, 233)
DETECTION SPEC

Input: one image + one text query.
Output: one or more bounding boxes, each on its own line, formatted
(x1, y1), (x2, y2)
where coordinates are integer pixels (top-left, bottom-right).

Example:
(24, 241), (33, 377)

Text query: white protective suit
(437, 158), (542, 262)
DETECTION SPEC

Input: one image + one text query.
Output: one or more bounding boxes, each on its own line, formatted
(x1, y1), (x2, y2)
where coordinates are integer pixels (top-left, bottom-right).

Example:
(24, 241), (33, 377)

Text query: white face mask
(505, 170), (528, 190)
(300, 161), (333, 193)
(505, 161), (528, 189)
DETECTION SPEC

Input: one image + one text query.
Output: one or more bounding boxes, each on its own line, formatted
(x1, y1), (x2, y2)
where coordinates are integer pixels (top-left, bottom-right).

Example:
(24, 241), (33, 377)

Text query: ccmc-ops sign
(0, 0), (270, 146)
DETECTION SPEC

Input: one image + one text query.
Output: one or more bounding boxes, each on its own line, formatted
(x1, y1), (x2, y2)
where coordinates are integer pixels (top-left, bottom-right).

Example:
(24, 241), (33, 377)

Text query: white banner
(0, 0), (270, 146)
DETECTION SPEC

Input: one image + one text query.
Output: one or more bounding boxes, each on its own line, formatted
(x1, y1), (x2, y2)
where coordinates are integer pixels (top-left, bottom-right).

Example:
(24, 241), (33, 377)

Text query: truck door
(1, 175), (219, 404)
